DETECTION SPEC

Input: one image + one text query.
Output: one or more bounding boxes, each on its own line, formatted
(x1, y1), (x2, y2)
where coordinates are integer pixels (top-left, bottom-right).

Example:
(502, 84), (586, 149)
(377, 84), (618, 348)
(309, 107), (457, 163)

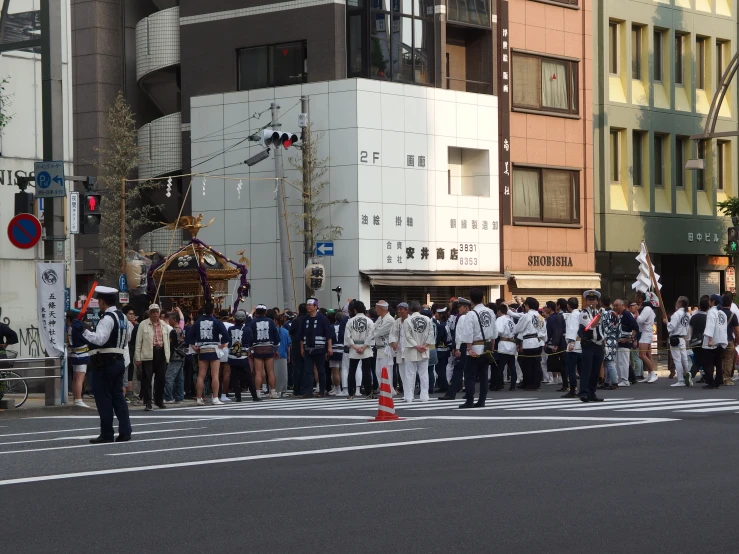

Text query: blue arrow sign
(34, 160), (66, 198)
(316, 241), (334, 256)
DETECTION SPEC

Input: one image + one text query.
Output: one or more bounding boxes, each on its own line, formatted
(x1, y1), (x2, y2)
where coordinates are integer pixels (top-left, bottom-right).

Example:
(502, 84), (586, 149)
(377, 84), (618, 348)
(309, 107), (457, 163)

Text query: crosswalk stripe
(676, 404), (739, 413)
(616, 400), (739, 412)
(560, 399), (692, 411)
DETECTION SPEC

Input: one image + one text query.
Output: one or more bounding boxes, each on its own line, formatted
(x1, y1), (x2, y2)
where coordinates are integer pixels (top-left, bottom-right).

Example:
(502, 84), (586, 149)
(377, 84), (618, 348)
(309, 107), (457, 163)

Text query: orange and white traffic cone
(369, 366), (402, 422)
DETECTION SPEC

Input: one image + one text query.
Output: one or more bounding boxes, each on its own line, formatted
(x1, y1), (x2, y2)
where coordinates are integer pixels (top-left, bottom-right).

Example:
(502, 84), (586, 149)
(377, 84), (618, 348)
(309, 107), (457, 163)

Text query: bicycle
(0, 349), (29, 408)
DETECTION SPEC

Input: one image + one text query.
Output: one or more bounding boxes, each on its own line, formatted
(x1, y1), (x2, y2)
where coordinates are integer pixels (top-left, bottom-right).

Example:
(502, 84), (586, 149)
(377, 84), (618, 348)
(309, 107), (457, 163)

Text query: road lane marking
(108, 428), (427, 456)
(0, 427), (207, 447)
(0, 419), (215, 438)
(0, 418), (675, 486)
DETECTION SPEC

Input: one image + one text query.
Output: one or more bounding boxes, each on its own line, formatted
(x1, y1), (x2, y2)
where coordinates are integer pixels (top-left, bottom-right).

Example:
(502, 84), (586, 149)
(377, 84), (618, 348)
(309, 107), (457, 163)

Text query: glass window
(447, 0), (491, 27)
(697, 37), (706, 90)
(654, 30), (663, 82)
(610, 129), (620, 183)
(370, 13), (392, 79)
(718, 140), (728, 191)
(633, 131), (643, 187)
(513, 167), (579, 224)
(676, 136), (686, 189)
(632, 25), (642, 79)
(511, 53), (578, 115)
(609, 21), (619, 75)
(717, 40), (726, 83)
(347, 13), (365, 77)
(654, 134), (664, 188)
(237, 42), (306, 91)
(697, 141), (705, 191)
(675, 33), (684, 85)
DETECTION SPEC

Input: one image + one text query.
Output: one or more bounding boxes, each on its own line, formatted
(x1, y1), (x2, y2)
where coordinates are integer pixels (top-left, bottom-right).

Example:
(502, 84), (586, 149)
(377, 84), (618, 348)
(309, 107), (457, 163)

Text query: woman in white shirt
(636, 291), (657, 383)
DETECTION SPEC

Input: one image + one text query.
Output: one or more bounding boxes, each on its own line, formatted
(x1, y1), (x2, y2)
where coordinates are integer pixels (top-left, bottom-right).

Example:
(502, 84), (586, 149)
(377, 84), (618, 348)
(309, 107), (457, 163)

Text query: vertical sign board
(498, 0), (511, 227)
(69, 191), (79, 234)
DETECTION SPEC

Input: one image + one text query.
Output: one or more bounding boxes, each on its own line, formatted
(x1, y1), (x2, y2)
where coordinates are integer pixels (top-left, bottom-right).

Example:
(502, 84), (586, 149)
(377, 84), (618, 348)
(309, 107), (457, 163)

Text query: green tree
(92, 92), (160, 284)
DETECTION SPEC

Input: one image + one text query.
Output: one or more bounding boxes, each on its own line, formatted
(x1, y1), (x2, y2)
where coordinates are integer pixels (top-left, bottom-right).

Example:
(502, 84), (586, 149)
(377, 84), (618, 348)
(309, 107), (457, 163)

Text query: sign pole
(642, 241), (666, 320)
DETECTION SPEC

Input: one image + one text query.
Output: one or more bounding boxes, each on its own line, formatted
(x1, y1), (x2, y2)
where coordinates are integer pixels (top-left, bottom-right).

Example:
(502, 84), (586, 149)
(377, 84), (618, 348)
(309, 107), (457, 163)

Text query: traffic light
(260, 129), (299, 149)
(729, 227), (738, 254)
(82, 192), (101, 234)
(14, 191), (34, 216)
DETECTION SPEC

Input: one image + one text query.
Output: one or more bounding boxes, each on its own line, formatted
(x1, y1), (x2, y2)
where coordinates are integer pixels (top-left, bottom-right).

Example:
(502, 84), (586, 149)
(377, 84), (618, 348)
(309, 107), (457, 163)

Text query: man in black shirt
(290, 304), (307, 395)
(297, 298), (333, 398)
(720, 292), (739, 385)
(689, 296), (710, 380)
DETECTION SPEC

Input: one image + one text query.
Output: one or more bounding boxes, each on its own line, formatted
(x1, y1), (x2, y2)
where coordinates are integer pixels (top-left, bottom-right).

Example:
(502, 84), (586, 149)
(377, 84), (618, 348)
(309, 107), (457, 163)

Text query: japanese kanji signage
(498, 0), (511, 226)
(37, 262), (65, 357)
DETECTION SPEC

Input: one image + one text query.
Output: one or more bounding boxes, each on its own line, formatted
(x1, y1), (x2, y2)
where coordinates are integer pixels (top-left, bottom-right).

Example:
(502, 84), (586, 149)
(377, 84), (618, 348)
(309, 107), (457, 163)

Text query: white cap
(376, 301), (389, 308)
(256, 304), (267, 310)
(95, 286), (118, 295)
(148, 303), (161, 312)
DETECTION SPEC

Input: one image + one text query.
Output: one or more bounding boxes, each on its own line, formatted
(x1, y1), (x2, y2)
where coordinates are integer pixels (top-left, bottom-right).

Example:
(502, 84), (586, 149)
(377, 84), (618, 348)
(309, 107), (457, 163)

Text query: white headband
(256, 304), (267, 310)
(376, 301), (388, 308)
(307, 299), (318, 306)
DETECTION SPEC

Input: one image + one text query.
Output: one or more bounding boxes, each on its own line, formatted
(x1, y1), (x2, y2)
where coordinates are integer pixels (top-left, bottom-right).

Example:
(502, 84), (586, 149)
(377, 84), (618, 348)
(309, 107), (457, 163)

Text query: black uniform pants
(495, 353), (516, 389)
(301, 351), (327, 395)
(702, 347), (725, 387)
(93, 356), (131, 439)
(445, 353), (465, 398)
(519, 348), (543, 389)
(184, 355), (195, 397)
(564, 351), (581, 389)
(578, 344), (604, 399)
(230, 361), (258, 400)
(141, 346), (167, 407)
(348, 357), (373, 396)
(463, 354), (489, 404)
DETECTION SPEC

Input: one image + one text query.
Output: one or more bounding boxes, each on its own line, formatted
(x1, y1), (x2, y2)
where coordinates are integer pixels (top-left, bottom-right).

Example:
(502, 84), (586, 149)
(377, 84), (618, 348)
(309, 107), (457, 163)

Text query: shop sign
(528, 255), (573, 267)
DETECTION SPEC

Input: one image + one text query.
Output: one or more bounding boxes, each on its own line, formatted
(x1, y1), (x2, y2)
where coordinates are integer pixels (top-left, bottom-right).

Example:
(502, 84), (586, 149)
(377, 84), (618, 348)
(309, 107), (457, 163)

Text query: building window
(675, 33), (684, 85)
(632, 25), (642, 79)
(633, 131), (643, 187)
(653, 29), (663, 82)
(697, 36), (707, 90)
(610, 129), (620, 183)
(369, 0), (434, 85)
(609, 21), (619, 75)
(676, 136), (687, 189)
(511, 53), (578, 115)
(717, 40), (727, 83)
(448, 147), (490, 197)
(237, 42), (307, 91)
(447, 0), (491, 27)
(697, 140), (705, 191)
(654, 134), (665, 188)
(718, 140), (729, 192)
(512, 167), (580, 224)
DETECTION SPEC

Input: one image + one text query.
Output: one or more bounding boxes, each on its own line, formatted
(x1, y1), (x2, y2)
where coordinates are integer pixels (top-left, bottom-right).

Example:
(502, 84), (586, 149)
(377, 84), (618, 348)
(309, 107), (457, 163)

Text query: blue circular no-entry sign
(8, 213), (42, 249)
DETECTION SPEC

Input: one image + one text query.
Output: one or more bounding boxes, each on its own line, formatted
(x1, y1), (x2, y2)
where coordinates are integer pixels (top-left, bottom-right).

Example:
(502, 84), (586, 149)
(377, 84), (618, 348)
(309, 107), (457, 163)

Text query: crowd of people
(65, 287), (739, 409)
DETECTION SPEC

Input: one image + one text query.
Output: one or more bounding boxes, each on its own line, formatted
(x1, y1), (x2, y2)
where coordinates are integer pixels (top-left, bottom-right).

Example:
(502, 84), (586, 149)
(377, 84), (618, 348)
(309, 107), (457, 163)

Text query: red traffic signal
(84, 192), (101, 214)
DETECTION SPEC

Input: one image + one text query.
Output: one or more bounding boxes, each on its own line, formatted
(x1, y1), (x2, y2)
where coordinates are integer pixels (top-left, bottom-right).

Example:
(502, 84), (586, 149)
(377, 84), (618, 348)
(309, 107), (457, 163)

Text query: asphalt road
(2, 379), (739, 553)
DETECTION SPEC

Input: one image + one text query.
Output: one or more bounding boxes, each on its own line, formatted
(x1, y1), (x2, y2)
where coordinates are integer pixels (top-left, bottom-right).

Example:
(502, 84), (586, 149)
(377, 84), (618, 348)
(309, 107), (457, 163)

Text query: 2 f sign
(360, 151), (380, 164)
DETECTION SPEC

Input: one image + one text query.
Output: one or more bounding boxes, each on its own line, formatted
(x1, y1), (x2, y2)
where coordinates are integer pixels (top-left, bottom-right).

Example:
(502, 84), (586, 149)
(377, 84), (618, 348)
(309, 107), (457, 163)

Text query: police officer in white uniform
(456, 288), (497, 408)
(74, 286), (132, 443)
(577, 290), (606, 403)
(664, 296), (691, 387)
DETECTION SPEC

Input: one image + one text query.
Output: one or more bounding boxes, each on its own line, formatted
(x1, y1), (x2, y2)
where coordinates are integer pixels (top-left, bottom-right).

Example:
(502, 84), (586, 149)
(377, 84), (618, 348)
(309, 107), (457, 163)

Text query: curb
(0, 404), (93, 419)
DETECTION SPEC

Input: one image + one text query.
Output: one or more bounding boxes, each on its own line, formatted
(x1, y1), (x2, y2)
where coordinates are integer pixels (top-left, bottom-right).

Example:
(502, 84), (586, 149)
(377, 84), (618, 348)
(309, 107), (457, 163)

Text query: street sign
(119, 273), (128, 293)
(727, 266), (736, 293)
(69, 192), (79, 234)
(7, 213), (42, 249)
(34, 160), (66, 198)
(316, 241), (334, 256)
(118, 292), (130, 304)
(64, 288), (71, 311)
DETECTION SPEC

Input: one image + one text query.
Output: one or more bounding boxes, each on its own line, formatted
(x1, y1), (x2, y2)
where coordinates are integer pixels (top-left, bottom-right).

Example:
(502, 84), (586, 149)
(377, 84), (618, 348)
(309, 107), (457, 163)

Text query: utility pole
(121, 178), (126, 274)
(271, 103), (297, 311)
(301, 95), (313, 299)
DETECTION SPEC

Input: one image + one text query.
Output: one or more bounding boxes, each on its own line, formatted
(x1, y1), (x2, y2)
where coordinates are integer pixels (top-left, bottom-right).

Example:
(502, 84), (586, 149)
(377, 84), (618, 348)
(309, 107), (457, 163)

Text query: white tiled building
(189, 78), (503, 309)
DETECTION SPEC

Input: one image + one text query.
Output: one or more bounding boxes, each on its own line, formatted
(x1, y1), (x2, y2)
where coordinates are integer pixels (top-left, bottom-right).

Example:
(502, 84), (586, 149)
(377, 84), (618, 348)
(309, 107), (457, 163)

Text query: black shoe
(89, 435), (114, 444)
(233, 397), (242, 402)
(252, 396), (263, 402)
(492, 386), (505, 391)
(579, 396), (590, 403)
(301, 394), (315, 399)
(474, 402), (486, 408)
(509, 387), (517, 391)
(144, 404), (153, 411)
(438, 395), (455, 400)
(556, 386), (569, 392)
(156, 404), (167, 409)
(702, 384), (717, 389)
(458, 402), (475, 409)
(589, 396), (604, 402)
(115, 435), (131, 443)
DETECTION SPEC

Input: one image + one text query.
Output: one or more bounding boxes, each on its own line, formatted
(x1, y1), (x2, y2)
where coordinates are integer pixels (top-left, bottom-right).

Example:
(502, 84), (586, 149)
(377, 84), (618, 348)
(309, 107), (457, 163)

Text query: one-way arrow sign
(316, 241), (334, 256)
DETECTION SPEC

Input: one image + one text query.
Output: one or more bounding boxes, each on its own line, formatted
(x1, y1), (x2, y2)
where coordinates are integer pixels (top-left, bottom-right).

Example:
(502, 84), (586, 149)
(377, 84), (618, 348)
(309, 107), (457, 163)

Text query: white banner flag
(37, 262), (65, 357)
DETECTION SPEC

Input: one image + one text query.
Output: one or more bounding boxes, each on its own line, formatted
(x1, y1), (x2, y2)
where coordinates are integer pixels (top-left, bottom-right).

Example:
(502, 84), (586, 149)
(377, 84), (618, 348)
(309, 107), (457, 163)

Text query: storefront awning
(361, 271), (508, 287)
(510, 272), (601, 290)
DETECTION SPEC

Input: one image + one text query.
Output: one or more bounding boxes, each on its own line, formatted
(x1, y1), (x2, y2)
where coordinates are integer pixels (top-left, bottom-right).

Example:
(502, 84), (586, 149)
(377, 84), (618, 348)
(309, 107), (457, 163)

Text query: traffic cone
(369, 366), (402, 422)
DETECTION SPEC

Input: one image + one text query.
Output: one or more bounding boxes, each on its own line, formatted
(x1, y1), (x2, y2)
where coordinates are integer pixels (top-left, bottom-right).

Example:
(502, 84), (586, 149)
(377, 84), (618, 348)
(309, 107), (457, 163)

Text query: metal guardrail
(0, 353), (65, 407)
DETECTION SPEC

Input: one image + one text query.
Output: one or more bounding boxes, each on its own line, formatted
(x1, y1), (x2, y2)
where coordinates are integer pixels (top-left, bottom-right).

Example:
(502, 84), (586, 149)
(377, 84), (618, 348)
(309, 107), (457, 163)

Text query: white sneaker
(637, 376), (648, 383)
(647, 372), (658, 383)
(685, 372), (693, 387)
(670, 382), (685, 387)
(163, 399), (174, 404)
(336, 390), (348, 397)
(212, 397), (224, 405)
(219, 395), (232, 402)
(328, 387), (338, 396)
(269, 391), (279, 399)
(617, 380), (630, 387)
(196, 398), (205, 406)
(545, 380), (557, 385)
(74, 399), (90, 408)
